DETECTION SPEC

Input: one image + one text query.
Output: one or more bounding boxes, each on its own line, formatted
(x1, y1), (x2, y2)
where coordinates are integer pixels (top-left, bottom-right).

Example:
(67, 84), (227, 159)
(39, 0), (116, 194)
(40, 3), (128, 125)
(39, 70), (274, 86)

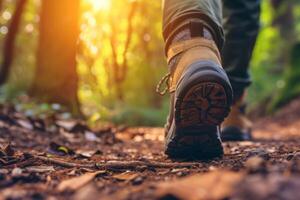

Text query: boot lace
(156, 73), (171, 96)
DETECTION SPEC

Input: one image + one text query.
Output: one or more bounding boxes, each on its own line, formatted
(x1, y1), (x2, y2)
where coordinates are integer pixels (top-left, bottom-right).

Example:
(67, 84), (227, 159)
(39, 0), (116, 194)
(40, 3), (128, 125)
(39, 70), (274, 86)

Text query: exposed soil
(1, 98), (300, 200)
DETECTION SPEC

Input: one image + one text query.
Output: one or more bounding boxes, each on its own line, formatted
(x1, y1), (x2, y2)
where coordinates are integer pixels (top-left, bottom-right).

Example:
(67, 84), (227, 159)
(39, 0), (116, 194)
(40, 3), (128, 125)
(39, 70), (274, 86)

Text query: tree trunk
(0, 0), (3, 13)
(0, 0), (27, 86)
(268, 1), (299, 111)
(108, 1), (138, 101)
(30, 0), (81, 115)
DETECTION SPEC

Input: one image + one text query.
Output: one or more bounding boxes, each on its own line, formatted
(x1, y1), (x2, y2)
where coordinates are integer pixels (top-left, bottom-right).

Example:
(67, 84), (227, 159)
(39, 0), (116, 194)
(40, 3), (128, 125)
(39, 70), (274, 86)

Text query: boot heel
(175, 82), (230, 128)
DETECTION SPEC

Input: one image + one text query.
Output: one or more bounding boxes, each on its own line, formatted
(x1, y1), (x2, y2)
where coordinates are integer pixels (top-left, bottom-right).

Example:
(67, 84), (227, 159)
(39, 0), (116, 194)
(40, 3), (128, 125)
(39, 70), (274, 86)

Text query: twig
(34, 156), (95, 168)
(98, 160), (200, 170)
(34, 155), (201, 170)
(3, 157), (36, 168)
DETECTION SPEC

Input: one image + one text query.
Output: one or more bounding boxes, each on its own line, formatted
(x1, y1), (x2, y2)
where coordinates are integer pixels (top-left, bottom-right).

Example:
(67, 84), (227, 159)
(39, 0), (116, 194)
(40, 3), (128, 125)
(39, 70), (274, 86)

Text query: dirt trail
(1, 98), (300, 200)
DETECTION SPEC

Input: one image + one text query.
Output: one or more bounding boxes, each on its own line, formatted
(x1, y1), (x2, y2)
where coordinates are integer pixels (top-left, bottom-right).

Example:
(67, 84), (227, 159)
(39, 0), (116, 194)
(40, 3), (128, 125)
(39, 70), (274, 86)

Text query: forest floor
(1, 98), (300, 200)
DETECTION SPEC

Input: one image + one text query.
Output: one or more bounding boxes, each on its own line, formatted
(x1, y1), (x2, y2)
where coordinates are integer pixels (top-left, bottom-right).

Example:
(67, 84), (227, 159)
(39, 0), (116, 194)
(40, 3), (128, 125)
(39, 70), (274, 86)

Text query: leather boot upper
(167, 37), (222, 93)
(163, 37), (224, 134)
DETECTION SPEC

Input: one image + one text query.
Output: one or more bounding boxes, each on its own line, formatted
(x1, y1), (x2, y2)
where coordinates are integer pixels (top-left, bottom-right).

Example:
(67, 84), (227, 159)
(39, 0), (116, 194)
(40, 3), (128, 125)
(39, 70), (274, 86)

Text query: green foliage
(2, 0), (39, 99)
(248, 0), (300, 112)
(269, 43), (300, 110)
(248, 0), (281, 109)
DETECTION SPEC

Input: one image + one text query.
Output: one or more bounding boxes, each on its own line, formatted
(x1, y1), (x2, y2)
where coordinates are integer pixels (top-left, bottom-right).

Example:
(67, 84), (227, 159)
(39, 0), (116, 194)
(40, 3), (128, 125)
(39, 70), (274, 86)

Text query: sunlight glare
(86, 0), (111, 11)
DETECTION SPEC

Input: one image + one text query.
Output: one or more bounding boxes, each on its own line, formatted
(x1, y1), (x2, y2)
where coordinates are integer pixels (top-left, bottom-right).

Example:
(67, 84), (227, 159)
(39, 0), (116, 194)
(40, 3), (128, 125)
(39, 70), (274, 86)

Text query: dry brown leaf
(156, 170), (244, 200)
(76, 150), (96, 158)
(57, 171), (106, 191)
(72, 183), (100, 200)
(17, 119), (33, 130)
(112, 171), (139, 181)
(56, 120), (76, 131)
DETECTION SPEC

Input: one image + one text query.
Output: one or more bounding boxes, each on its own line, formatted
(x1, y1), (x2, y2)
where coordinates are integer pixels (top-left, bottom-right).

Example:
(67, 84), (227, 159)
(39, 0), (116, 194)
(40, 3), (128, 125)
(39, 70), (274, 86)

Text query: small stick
(34, 156), (200, 170)
(3, 158), (36, 168)
(98, 160), (200, 169)
(35, 156), (95, 168)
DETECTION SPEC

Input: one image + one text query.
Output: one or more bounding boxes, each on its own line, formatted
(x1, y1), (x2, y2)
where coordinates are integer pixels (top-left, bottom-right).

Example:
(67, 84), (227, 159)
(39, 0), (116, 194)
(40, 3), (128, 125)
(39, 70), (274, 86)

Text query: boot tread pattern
(175, 82), (229, 128)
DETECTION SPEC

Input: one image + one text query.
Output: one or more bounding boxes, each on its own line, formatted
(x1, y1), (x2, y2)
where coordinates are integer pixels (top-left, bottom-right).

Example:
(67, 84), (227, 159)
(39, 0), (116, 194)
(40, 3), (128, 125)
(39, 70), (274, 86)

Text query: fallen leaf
(57, 171), (106, 191)
(76, 150), (97, 158)
(1, 187), (29, 200)
(66, 169), (77, 176)
(17, 119), (33, 130)
(156, 170), (244, 200)
(233, 174), (300, 200)
(56, 120), (76, 131)
(112, 171), (139, 181)
(72, 183), (100, 200)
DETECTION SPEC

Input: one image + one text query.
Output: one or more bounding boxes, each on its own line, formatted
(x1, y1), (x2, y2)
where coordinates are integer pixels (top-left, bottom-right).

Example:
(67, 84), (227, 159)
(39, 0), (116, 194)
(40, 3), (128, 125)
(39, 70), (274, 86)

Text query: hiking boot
(221, 92), (253, 141)
(158, 29), (233, 159)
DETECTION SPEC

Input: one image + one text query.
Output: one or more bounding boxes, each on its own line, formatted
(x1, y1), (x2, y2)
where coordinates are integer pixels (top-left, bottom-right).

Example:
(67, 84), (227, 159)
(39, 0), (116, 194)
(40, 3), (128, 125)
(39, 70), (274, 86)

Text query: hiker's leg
(221, 0), (261, 142)
(222, 0), (261, 99)
(162, 0), (224, 53)
(161, 0), (233, 159)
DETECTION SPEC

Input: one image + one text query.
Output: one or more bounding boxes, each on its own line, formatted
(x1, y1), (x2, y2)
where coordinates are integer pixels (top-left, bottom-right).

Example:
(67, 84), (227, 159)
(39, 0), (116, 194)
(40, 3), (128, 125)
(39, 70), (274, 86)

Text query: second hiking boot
(221, 92), (253, 141)
(159, 30), (233, 159)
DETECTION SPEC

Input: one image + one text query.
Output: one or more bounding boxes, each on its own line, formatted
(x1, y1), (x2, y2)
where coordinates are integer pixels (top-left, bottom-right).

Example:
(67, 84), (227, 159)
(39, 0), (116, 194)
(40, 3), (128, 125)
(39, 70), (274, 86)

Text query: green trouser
(163, 0), (261, 98)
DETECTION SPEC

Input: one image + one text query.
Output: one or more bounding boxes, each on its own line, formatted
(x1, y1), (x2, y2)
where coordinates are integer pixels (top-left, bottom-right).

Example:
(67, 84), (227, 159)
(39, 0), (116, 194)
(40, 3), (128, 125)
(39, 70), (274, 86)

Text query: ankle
(170, 27), (214, 45)
(168, 27), (216, 71)
(167, 28), (221, 70)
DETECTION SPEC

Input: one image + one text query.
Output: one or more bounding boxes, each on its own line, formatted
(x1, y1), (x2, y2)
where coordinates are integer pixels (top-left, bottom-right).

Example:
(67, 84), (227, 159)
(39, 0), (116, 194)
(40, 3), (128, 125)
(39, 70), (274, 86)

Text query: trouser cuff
(229, 77), (252, 101)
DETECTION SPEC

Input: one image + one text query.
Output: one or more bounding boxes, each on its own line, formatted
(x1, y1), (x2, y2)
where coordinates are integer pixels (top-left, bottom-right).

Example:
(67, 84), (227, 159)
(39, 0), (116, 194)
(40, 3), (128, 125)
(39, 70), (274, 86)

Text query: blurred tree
(270, 43), (300, 109)
(109, 0), (138, 100)
(0, 0), (27, 85)
(271, 0), (296, 67)
(30, 0), (81, 115)
(267, 0), (300, 111)
(271, 0), (295, 38)
(0, 0), (3, 12)
(77, 0), (167, 124)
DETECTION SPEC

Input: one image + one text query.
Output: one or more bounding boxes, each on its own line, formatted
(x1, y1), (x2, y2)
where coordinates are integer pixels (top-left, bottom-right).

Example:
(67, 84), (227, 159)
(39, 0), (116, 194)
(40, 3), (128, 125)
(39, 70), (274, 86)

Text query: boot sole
(165, 61), (233, 159)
